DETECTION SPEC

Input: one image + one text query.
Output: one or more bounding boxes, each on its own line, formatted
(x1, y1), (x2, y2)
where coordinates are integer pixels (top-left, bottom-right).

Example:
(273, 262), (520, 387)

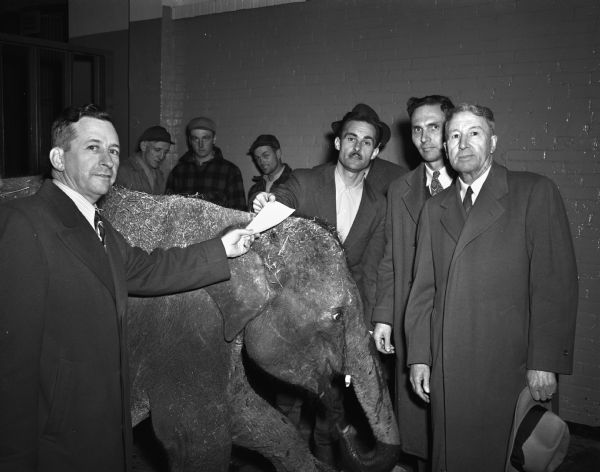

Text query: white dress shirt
(335, 165), (364, 244)
(425, 164), (453, 193)
(458, 164), (492, 204)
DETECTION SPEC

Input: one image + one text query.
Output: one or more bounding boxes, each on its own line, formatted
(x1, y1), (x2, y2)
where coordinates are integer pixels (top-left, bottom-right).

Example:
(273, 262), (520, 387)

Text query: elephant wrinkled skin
(102, 188), (402, 471)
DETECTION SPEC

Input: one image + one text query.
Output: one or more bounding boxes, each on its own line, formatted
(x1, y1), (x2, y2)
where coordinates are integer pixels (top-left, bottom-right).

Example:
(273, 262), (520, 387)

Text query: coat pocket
(43, 359), (75, 436)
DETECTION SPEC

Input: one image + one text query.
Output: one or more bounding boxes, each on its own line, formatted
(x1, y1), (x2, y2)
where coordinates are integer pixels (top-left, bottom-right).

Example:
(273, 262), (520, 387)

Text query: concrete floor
(132, 419), (600, 472)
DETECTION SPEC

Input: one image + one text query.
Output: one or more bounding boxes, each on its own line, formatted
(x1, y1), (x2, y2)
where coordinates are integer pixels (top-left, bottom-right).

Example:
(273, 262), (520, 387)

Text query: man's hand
(252, 192), (276, 213)
(527, 370), (557, 402)
(221, 229), (256, 258)
(372, 323), (395, 354)
(409, 363), (431, 403)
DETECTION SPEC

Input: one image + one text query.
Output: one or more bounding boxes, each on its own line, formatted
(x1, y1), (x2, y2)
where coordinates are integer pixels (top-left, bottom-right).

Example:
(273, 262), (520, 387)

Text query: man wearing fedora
(252, 103), (388, 468)
(116, 125), (173, 195)
(404, 103), (578, 471)
(166, 116), (246, 210)
(372, 94), (455, 470)
(253, 103), (387, 326)
(247, 134), (293, 210)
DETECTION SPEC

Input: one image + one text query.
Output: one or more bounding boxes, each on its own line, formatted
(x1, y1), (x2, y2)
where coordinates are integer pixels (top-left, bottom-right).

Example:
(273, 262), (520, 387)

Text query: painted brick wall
(157, 0), (600, 425)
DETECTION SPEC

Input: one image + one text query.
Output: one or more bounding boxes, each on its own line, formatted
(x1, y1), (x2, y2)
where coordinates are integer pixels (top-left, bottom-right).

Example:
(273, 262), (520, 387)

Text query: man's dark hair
(51, 104), (113, 151)
(445, 103), (496, 134)
(406, 95), (454, 120)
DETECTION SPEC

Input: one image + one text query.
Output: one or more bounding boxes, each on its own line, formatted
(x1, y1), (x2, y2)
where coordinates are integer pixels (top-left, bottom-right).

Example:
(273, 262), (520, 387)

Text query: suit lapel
(104, 224), (128, 321)
(453, 163), (508, 257)
(321, 166), (337, 226)
(344, 179), (377, 251)
(403, 164), (428, 225)
(440, 182), (466, 243)
(40, 181), (116, 299)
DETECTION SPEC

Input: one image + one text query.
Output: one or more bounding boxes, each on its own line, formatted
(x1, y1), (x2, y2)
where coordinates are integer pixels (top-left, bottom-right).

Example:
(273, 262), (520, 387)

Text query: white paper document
(246, 201), (295, 233)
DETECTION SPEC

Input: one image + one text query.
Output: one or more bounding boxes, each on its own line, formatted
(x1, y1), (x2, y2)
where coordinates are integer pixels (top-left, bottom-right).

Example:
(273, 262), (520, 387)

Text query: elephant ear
(204, 251), (274, 341)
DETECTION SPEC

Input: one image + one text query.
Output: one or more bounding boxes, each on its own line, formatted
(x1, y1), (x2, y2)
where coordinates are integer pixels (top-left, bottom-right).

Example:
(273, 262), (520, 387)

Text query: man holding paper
(252, 103), (387, 469)
(252, 103), (386, 324)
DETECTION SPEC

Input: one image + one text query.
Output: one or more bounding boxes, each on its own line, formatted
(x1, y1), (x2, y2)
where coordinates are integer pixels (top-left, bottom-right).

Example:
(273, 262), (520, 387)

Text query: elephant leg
(229, 345), (334, 472)
(150, 384), (231, 472)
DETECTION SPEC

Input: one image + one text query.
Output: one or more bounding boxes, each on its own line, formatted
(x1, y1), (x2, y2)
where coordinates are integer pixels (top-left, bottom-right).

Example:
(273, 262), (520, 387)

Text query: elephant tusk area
(345, 374), (352, 387)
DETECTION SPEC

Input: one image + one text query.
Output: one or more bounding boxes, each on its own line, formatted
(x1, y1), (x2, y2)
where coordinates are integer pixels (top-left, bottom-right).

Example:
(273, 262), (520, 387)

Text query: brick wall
(156, 0), (599, 425)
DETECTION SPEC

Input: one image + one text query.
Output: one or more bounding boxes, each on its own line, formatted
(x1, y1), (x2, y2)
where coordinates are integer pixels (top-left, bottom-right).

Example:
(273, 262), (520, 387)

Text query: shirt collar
(425, 163), (452, 189)
(52, 179), (97, 229)
(458, 164), (492, 203)
(335, 162), (366, 190)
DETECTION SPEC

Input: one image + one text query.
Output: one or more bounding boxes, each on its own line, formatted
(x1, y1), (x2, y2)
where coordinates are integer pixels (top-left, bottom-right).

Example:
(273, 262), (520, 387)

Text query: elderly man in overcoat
(405, 103), (578, 471)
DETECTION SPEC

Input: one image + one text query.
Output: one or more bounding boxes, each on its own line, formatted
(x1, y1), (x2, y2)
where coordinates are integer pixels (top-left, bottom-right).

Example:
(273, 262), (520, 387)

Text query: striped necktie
(94, 209), (106, 247)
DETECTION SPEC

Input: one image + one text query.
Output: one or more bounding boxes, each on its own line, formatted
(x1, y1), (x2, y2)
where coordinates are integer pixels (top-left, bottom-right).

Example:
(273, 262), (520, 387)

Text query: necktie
(463, 186), (473, 214)
(94, 209), (106, 247)
(430, 170), (443, 196)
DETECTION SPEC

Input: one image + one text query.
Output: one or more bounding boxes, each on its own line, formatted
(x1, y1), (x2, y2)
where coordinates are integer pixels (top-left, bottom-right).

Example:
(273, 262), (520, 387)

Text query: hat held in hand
(506, 386), (570, 472)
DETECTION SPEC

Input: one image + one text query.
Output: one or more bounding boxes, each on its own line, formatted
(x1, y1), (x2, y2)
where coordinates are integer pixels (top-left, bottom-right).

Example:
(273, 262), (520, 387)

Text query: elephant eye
(331, 307), (344, 322)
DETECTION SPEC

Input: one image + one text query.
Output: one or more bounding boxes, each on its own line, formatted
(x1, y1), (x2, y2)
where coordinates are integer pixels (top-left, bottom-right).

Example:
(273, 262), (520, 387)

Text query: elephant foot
(337, 424), (401, 472)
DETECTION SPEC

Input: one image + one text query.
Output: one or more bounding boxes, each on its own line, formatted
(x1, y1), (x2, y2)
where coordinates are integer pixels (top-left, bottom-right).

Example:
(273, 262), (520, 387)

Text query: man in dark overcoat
(405, 103), (578, 471)
(371, 95), (454, 469)
(0, 104), (254, 472)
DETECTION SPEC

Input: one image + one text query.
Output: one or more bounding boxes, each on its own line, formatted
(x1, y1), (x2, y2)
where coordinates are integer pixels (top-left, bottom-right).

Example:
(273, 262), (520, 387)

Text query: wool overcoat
(272, 163), (386, 323)
(0, 181), (231, 472)
(405, 163), (578, 472)
(372, 162), (432, 459)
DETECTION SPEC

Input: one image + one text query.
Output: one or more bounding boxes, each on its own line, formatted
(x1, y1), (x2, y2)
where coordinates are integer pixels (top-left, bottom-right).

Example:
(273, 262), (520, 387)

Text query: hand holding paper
(246, 201), (295, 233)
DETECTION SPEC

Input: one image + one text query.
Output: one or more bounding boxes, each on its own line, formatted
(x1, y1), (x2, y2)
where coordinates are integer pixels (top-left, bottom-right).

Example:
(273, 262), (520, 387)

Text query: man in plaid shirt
(166, 117), (246, 210)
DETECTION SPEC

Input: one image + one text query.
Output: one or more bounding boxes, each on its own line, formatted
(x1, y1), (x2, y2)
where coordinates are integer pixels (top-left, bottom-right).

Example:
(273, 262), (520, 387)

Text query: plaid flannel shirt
(166, 146), (246, 210)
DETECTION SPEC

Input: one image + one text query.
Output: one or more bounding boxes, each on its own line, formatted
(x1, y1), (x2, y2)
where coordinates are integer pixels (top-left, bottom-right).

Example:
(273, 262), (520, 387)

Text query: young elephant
(101, 189), (400, 472)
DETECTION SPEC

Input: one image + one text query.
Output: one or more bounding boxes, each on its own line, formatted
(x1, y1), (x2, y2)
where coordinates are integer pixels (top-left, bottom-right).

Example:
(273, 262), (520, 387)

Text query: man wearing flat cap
(166, 117), (246, 210)
(253, 103), (388, 468)
(116, 125), (173, 194)
(247, 134), (293, 211)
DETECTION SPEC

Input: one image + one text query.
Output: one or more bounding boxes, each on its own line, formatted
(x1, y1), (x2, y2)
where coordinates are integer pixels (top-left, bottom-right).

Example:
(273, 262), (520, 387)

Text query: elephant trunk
(338, 319), (401, 472)
(337, 424), (400, 472)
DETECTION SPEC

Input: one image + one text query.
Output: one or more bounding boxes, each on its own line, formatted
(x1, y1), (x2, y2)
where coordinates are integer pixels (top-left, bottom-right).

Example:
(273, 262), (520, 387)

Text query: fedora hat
(331, 103), (391, 147)
(506, 387), (570, 472)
